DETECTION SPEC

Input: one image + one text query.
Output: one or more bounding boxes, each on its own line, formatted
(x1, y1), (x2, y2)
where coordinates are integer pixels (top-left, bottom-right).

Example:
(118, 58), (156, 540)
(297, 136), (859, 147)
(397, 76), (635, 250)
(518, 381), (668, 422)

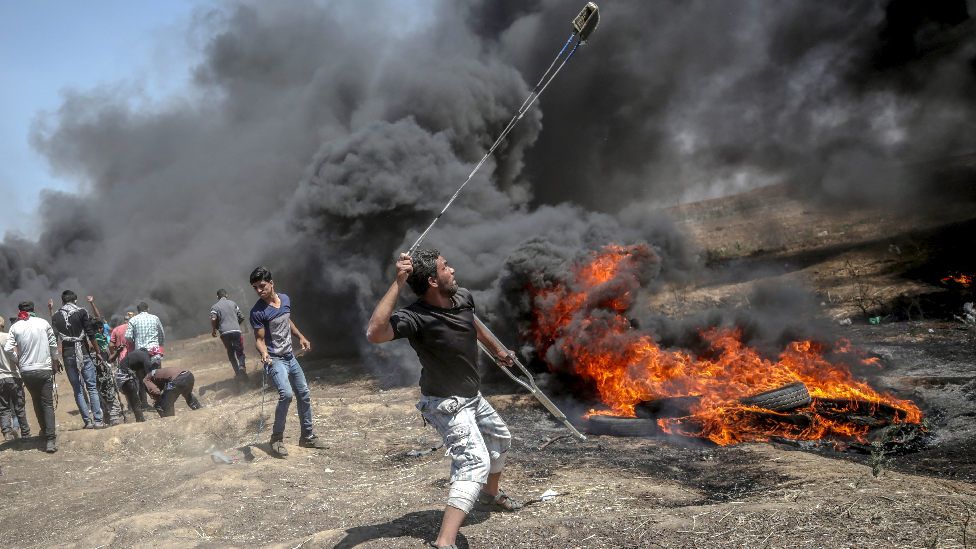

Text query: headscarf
(148, 346), (164, 366)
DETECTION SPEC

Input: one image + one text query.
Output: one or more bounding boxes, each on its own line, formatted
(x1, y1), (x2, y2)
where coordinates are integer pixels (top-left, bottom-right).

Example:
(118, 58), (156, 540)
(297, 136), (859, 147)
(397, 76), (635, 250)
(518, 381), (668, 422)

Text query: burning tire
(586, 416), (658, 437)
(739, 382), (811, 412)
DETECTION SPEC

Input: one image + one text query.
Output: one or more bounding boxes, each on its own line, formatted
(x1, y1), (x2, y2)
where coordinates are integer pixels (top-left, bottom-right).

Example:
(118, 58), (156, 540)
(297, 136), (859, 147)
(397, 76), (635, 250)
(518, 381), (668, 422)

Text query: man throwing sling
(367, 250), (522, 549)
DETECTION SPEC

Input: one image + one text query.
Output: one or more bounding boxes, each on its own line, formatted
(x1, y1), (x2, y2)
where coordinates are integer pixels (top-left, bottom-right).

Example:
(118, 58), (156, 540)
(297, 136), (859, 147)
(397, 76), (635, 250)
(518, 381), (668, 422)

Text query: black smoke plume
(1, 0), (974, 387)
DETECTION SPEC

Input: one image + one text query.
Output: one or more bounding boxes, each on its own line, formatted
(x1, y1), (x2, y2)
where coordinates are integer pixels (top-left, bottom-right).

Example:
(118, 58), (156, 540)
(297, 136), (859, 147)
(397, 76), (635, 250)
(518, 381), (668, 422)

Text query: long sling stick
(406, 3), (600, 255)
(406, 38), (580, 255)
(474, 315), (586, 440)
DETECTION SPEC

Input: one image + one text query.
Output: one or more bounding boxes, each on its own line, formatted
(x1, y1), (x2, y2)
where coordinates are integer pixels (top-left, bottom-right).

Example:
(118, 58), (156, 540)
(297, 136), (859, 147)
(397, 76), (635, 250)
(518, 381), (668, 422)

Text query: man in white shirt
(0, 317), (30, 440)
(3, 301), (61, 453)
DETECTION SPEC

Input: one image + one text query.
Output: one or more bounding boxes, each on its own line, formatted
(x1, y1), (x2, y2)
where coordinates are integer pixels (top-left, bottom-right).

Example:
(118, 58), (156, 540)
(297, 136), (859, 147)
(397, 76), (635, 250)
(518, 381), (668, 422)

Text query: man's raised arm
(86, 296), (102, 319)
(80, 310), (101, 355)
(366, 253), (412, 344)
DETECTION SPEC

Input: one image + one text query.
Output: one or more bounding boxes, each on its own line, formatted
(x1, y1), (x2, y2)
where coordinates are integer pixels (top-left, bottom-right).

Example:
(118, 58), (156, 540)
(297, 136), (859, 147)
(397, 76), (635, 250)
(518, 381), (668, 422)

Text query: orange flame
(526, 243), (923, 445)
(942, 272), (973, 286)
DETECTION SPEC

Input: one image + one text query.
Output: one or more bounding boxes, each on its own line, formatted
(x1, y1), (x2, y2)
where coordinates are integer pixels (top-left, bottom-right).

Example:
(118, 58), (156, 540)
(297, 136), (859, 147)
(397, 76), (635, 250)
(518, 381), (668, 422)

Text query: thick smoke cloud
(1, 0), (974, 386)
(500, 0), (976, 210)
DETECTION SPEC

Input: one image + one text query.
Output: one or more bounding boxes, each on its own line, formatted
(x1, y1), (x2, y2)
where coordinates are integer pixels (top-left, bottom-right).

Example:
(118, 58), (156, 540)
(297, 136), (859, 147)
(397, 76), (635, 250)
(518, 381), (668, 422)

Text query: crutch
(474, 315), (586, 440)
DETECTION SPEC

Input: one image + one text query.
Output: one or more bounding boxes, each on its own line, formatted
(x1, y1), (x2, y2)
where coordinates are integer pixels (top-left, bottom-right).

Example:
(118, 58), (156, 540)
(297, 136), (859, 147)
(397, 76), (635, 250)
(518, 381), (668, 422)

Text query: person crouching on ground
(366, 250), (522, 549)
(143, 367), (202, 417)
(115, 347), (155, 423)
(248, 266), (327, 457)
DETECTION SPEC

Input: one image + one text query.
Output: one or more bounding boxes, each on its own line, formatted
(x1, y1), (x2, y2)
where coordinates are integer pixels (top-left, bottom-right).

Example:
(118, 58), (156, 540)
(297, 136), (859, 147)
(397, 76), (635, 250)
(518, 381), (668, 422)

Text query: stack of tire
(586, 382), (811, 437)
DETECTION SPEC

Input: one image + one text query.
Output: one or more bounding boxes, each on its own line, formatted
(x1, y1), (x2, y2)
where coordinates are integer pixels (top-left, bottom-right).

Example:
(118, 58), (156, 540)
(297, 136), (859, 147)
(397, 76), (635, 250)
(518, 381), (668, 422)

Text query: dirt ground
(2, 185), (975, 549)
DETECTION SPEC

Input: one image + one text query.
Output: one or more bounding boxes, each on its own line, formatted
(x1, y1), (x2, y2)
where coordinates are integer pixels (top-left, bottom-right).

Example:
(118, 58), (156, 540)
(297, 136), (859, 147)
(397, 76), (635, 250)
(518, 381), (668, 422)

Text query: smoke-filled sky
(1, 0), (974, 381)
(0, 1), (211, 236)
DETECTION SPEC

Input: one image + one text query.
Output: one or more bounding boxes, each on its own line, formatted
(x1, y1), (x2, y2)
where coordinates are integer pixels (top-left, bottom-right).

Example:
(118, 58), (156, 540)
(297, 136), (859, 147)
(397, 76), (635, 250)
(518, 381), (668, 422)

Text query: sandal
(478, 489), (523, 512)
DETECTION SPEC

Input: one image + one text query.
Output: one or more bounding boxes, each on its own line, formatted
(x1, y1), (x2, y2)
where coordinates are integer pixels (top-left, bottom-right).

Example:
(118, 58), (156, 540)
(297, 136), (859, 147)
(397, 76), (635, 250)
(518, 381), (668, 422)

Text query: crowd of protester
(0, 291), (204, 453)
(0, 278), (314, 456)
(1, 272), (331, 461)
(2, 261), (518, 547)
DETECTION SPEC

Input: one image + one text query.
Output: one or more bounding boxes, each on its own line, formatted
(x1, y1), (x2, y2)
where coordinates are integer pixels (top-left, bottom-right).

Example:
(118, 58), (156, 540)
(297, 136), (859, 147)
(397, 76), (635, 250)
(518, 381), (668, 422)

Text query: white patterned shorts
(416, 392), (512, 483)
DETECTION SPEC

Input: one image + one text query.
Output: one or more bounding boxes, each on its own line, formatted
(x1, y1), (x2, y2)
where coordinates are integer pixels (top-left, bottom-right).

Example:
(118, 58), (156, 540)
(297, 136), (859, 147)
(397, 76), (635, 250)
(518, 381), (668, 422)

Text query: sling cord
(407, 34), (585, 254)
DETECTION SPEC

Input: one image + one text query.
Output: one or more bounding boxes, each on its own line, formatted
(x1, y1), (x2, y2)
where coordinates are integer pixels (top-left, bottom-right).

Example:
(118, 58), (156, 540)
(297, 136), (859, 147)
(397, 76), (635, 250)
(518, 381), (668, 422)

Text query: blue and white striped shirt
(125, 312), (165, 350)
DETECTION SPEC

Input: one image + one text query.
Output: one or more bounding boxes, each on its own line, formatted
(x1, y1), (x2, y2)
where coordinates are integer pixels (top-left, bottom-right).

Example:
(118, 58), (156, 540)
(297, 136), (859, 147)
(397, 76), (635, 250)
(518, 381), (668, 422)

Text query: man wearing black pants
(3, 302), (61, 453)
(144, 367), (202, 417)
(211, 289), (247, 382)
(124, 346), (161, 412)
(0, 318), (30, 440)
(115, 348), (153, 422)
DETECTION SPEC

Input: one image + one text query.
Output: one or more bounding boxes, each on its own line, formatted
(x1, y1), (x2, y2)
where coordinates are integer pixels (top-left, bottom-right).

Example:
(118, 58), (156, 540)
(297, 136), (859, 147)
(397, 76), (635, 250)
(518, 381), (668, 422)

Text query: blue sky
(0, 1), (208, 237)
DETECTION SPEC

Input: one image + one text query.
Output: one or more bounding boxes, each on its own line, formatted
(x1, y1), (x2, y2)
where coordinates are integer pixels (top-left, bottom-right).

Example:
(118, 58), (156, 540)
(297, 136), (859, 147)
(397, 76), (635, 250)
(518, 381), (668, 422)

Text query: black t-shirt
(120, 348), (153, 373)
(390, 288), (480, 398)
(52, 306), (97, 354)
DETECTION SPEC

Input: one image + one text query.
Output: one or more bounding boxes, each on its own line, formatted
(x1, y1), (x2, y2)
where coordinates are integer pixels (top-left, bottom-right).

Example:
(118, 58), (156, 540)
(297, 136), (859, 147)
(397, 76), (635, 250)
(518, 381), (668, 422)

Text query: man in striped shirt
(126, 302), (164, 352)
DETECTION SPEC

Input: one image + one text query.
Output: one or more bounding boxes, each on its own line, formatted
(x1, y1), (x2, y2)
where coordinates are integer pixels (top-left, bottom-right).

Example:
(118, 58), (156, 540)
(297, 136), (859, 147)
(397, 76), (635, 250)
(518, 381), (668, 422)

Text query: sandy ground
(2, 185), (975, 549)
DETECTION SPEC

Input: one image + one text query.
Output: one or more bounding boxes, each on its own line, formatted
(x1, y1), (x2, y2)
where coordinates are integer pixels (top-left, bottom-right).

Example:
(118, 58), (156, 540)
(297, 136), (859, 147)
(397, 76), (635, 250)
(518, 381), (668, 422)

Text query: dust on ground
(2, 186), (975, 549)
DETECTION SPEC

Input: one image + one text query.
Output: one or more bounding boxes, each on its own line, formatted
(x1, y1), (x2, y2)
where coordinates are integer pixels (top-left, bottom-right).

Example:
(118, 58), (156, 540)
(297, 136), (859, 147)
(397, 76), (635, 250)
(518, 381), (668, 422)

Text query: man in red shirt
(110, 312), (148, 412)
(109, 312), (135, 361)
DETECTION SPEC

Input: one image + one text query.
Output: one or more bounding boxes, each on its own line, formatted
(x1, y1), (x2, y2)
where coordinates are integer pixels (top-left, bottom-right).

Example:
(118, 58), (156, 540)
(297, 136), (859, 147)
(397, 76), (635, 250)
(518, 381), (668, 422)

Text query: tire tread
(739, 381), (811, 412)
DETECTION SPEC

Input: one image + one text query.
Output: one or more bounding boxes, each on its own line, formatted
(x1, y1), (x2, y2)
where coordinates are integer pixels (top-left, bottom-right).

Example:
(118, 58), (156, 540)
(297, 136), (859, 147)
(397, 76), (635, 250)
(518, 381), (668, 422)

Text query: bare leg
(478, 452), (522, 511)
(482, 471), (502, 497)
(481, 450), (510, 502)
(434, 505), (467, 548)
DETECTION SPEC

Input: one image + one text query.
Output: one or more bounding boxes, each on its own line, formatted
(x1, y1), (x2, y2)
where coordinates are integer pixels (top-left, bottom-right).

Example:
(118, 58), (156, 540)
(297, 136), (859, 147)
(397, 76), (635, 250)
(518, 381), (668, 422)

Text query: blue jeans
(63, 353), (103, 425)
(266, 356), (313, 438)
